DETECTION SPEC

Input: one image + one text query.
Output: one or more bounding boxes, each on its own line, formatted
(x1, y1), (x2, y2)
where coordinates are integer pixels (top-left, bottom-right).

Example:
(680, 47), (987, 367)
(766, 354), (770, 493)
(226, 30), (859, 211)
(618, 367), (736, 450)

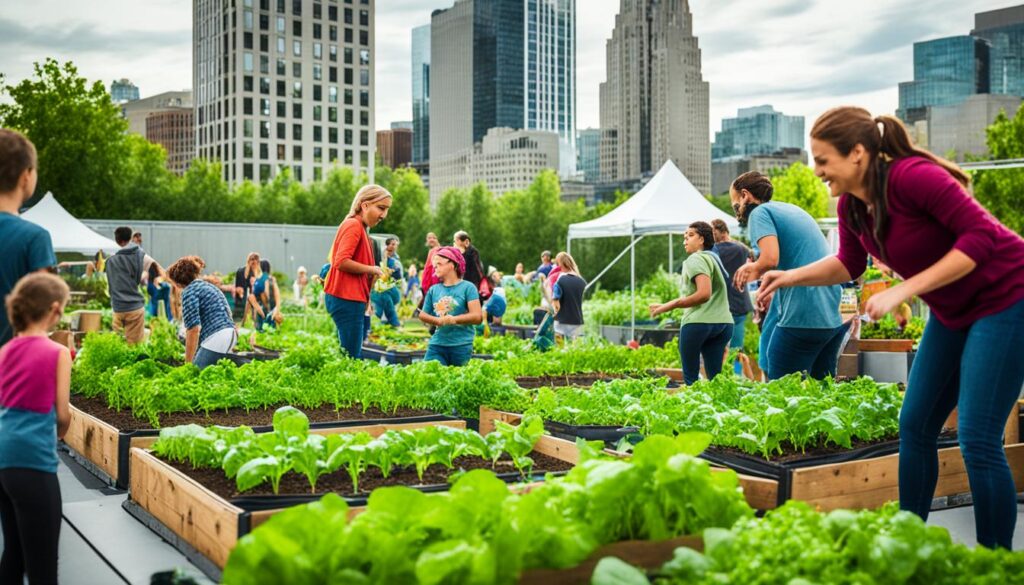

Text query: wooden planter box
(857, 338), (915, 352)
(480, 406), (1024, 512)
(518, 535), (702, 585)
(126, 429), (577, 579)
(62, 404), (462, 489)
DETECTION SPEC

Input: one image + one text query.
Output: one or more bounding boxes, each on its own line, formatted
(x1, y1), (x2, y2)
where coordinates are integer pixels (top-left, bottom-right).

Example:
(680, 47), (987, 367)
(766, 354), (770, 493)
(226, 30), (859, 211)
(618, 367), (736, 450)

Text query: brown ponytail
(811, 107), (969, 260)
(5, 273), (70, 333)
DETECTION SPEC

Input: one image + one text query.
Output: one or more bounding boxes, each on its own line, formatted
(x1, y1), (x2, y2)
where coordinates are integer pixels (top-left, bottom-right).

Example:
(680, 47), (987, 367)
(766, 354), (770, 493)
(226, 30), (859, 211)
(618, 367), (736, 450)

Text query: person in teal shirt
(419, 246), (482, 366)
(730, 171), (846, 380)
(650, 222), (734, 384)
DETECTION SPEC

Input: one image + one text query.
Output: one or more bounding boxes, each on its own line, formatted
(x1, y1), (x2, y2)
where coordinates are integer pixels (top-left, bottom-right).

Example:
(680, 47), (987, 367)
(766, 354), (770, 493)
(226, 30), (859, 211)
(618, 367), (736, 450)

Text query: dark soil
(163, 451), (574, 500)
(72, 394), (438, 431)
(706, 428), (958, 464)
(515, 373), (624, 388)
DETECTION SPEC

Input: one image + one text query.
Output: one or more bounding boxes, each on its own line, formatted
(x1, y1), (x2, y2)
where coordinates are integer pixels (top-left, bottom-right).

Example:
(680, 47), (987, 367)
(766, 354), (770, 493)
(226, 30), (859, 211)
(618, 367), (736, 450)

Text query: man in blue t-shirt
(0, 130), (57, 347)
(532, 250), (553, 282)
(730, 171), (846, 380)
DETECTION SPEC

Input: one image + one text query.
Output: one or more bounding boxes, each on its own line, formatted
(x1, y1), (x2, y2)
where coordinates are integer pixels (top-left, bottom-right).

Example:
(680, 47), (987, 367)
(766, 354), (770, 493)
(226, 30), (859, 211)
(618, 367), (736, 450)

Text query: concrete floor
(0, 451), (1020, 583)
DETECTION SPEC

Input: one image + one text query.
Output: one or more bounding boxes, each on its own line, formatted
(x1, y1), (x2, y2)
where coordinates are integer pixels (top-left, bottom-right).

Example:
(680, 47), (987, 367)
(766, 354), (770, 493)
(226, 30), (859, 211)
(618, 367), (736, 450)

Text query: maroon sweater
(836, 156), (1024, 330)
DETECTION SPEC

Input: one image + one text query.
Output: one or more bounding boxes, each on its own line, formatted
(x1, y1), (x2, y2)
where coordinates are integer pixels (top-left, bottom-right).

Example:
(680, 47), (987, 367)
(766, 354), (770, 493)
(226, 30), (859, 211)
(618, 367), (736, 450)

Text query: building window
(244, 32), (253, 49)
(313, 126), (322, 142)
(260, 55), (269, 74)
(344, 129), (352, 144)
(260, 34), (269, 52)
(313, 63), (322, 80)
(360, 130), (368, 146)
(243, 98), (253, 114)
(329, 128), (338, 143)
(314, 167), (322, 181)
(345, 28), (353, 43)
(344, 89), (353, 105)
(344, 68), (353, 85)
(277, 144), (286, 160)
(293, 102), (302, 119)
(277, 36), (285, 53)
(360, 110), (368, 126)
(360, 151), (369, 167)
(293, 145), (303, 160)
(261, 120), (270, 138)
(260, 77), (270, 94)
(243, 52), (254, 72)
(244, 163), (254, 180)
(277, 122), (286, 139)
(293, 62), (302, 77)
(359, 30), (368, 46)
(292, 0), (301, 16)
(313, 84), (322, 100)
(344, 48), (353, 64)
(293, 81), (302, 98)
(345, 149), (353, 164)
(293, 166), (302, 182)
(277, 100), (286, 117)
(244, 75), (254, 91)
(313, 42), (322, 59)
(329, 25), (337, 41)
(259, 13), (269, 31)
(276, 16), (285, 33)
(293, 124), (302, 140)
(360, 10), (368, 26)
(329, 5), (337, 21)
(244, 10), (253, 30)
(328, 85), (338, 103)
(359, 90), (369, 107)
(344, 8), (353, 24)
(276, 80), (285, 96)
(313, 105), (322, 121)
(313, 23), (322, 39)
(293, 40), (301, 56)
(329, 148), (338, 162)
(329, 66), (337, 82)
(243, 119), (253, 137)
(343, 108), (351, 124)
(329, 45), (337, 62)
(313, 2), (322, 19)
(330, 107), (339, 122)
(293, 19), (302, 35)
(360, 68), (369, 86)
(260, 164), (271, 181)
(314, 146), (323, 163)
(277, 58), (286, 75)
(261, 98), (271, 116)
(260, 143), (269, 160)
(244, 141), (253, 158)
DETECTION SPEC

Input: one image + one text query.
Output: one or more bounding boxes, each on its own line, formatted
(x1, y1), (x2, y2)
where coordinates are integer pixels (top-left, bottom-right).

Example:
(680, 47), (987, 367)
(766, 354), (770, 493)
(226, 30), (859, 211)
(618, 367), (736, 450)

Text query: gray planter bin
(600, 324), (678, 347)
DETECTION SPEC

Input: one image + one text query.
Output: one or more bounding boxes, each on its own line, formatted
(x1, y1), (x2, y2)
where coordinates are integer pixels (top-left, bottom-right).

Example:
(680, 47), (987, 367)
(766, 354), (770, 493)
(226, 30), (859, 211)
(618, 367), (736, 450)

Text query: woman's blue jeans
(766, 322), (849, 380)
(899, 298), (1024, 550)
(678, 322), (733, 385)
(325, 294), (366, 359)
(372, 287), (401, 327)
(424, 343), (473, 367)
(729, 313), (747, 375)
(193, 347), (229, 370)
(147, 282), (172, 320)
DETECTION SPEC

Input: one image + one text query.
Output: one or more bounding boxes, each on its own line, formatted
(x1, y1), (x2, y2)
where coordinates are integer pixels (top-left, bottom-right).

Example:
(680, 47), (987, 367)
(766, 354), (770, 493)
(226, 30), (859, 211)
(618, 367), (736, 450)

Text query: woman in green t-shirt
(649, 221), (735, 384)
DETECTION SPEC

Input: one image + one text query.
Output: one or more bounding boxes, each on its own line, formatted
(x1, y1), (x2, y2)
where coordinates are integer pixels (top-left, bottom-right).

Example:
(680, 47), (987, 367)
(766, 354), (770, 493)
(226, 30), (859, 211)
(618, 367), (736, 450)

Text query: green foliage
(646, 501), (1024, 584)
(221, 434), (752, 584)
(860, 314), (925, 341)
(768, 162), (830, 219)
(152, 407), (548, 494)
(973, 107), (1024, 234)
(510, 374), (904, 459)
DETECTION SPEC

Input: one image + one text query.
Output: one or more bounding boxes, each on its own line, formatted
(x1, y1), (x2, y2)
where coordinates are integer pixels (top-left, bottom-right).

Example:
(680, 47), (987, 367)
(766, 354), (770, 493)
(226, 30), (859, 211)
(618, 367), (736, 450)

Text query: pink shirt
(0, 336), (62, 413)
(836, 156), (1024, 330)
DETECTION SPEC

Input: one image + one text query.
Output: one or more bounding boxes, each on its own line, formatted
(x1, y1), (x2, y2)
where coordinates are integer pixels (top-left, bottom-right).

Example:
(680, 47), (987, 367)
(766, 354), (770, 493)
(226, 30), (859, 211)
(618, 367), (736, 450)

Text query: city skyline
(0, 0), (1016, 144)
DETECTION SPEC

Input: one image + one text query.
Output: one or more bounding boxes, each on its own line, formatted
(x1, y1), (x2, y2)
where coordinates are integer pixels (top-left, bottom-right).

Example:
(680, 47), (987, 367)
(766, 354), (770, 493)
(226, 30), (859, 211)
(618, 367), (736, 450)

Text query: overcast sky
(0, 0), (1014, 142)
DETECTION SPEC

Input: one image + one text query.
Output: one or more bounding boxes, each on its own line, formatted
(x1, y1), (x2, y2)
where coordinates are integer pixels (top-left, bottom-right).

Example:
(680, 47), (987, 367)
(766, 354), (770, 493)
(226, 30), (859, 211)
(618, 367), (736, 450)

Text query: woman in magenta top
(758, 106), (1024, 550)
(0, 273), (72, 583)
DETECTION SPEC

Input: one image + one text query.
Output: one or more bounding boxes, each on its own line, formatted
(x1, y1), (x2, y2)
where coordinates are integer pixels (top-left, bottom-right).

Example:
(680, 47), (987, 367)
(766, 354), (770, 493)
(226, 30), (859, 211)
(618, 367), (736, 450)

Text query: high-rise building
(411, 23), (431, 164)
(110, 79), (140, 103)
(897, 36), (990, 123)
(916, 94), (1022, 161)
(972, 5), (1024, 97)
(711, 148), (806, 196)
(193, 0), (376, 185)
(712, 105), (804, 161)
(430, 0), (576, 177)
(577, 128), (601, 183)
(430, 127), (560, 200)
(147, 108), (196, 176)
(391, 120), (413, 130)
(598, 0), (710, 194)
(377, 127), (413, 168)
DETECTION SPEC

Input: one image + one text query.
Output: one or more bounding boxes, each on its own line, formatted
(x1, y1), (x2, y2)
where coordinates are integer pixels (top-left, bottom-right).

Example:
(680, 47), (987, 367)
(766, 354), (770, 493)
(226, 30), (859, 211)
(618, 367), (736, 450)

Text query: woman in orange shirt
(323, 185), (392, 358)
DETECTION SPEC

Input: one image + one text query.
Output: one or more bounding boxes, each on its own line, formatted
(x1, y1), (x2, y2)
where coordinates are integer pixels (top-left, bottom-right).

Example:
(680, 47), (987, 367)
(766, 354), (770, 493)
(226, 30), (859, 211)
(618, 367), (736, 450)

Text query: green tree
(0, 59), (132, 217)
(376, 167), (433, 256)
(769, 162), (830, 218)
(973, 108), (1024, 234)
(433, 188), (469, 251)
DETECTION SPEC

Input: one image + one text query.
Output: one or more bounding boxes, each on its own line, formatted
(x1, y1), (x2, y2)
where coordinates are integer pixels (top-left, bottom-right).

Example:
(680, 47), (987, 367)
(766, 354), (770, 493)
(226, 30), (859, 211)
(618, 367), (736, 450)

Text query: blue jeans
(372, 287), (401, 327)
(147, 282), (172, 320)
(899, 298), (1024, 550)
(729, 313), (747, 375)
(423, 343), (473, 367)
(325, 294), (366, 359)
(193, 347), (229, 370)
(758, 300), (779, 373)
(766, 323), (849, 380)
(678, 323), (733, 385)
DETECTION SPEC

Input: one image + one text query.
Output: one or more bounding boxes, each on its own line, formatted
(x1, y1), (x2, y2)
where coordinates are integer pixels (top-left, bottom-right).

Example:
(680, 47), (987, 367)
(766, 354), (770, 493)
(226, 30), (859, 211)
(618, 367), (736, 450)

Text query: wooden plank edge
(64, 404), (121, 482)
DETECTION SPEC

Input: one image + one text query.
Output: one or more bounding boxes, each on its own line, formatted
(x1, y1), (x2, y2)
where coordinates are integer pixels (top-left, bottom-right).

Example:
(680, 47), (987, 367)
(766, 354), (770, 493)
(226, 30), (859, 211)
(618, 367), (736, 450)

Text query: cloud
(0, 17), (189, 55)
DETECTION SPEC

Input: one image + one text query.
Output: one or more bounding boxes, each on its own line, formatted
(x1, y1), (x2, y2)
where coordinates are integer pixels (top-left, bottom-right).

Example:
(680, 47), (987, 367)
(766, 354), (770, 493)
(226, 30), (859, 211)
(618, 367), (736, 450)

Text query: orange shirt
(324, 217), (374, 302)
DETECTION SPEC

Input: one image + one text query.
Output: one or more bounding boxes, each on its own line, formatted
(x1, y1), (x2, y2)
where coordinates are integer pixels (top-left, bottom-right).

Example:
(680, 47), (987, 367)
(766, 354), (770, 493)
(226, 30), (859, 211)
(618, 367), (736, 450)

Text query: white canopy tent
(567, 161), (739, 339)
(21, 192), (120, 255)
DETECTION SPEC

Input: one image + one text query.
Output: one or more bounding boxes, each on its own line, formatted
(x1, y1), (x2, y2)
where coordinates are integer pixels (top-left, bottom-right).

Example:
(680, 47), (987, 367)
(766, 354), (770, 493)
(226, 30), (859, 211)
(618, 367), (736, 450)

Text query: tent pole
(668, 234), (673, 275)
(630, 234), (636, 342)
(582, 235), (645, 293)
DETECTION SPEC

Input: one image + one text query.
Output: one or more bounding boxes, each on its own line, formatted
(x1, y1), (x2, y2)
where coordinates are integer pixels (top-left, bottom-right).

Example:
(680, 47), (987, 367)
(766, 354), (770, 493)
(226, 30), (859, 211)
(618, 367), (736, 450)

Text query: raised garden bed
(125, 431), (580, 578)
(64, 397), (454, 489)
(517, 535), (702, 585)
(479, 405), (1024, 512)
(361, 342), (493, 365)
(856, 338), (915, 352)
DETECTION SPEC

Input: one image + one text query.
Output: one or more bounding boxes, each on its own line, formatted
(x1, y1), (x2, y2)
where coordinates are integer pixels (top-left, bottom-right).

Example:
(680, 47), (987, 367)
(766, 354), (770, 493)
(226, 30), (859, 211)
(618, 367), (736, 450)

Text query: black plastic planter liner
(543, 420), (640, 444)
(108, 413), (458, 490)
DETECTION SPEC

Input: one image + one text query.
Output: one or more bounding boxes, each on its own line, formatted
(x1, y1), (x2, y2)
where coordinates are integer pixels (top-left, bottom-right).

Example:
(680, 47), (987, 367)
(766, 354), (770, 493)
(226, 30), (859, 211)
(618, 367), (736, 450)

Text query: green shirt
(680, 252), (734, 326)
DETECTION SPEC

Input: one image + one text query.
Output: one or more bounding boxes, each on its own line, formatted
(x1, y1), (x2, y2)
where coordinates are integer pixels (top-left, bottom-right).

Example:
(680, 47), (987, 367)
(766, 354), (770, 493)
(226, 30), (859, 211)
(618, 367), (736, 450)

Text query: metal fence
(82, 219), (339, 281)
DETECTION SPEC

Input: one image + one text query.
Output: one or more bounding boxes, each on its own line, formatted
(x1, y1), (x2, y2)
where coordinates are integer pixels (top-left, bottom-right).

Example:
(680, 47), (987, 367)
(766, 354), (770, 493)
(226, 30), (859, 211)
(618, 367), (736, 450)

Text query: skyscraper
(599, 0), (710, 194)
(972, 5), (1024, 97)
(577, 128), (601, 183)
(897, 36), (990, 123)
(411, 23), (431, 164)
(430, 0), (576, 175)
(110, 79), (140, 103)
(193, 0), (376, 185)
(712, 106), (804, 160)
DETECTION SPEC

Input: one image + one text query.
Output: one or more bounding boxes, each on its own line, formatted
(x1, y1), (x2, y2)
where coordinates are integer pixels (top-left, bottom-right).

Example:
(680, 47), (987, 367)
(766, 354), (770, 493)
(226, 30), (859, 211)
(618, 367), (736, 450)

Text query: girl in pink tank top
(0, 273), (70, 583)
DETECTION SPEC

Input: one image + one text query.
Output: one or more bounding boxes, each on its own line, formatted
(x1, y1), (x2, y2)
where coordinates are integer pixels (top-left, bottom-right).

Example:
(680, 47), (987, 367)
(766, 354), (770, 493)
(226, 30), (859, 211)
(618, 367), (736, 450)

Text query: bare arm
(650, 275), (711, 316)
(184, 327), (200, 363)
(863, 249), (976, 320)
(757, 256), (852, 303)
(55, 348), (71, 440)
(733, 235), (779, 291)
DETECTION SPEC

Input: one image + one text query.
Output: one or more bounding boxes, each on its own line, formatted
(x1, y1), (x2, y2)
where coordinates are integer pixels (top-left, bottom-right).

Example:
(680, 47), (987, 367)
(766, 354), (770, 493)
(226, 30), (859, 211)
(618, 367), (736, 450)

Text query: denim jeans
(678, 322), (733, 385)
(423, 343), (473, 367)
(147, 282), (172, 320)
(729, 313), (747, 375)
(766, 322), (849, 380)
(758, 300), (779, 374)
(372, 287), (401, 327)
(325, 294), (366, 359)
(193, 346), (229, 370)
(899, 297), (1024, 550)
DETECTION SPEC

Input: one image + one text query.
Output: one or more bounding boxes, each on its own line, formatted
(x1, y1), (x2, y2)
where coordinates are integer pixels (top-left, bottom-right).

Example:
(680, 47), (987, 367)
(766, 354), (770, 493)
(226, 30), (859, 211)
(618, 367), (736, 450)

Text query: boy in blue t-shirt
(419, 246), (482, 366)
(0, 130), (56, 347)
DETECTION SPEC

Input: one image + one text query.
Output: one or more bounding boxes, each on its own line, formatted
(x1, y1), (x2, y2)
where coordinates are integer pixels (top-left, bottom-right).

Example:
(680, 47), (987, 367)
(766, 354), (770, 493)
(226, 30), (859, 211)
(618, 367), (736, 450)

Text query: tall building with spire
(598, 0), (709, 194)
